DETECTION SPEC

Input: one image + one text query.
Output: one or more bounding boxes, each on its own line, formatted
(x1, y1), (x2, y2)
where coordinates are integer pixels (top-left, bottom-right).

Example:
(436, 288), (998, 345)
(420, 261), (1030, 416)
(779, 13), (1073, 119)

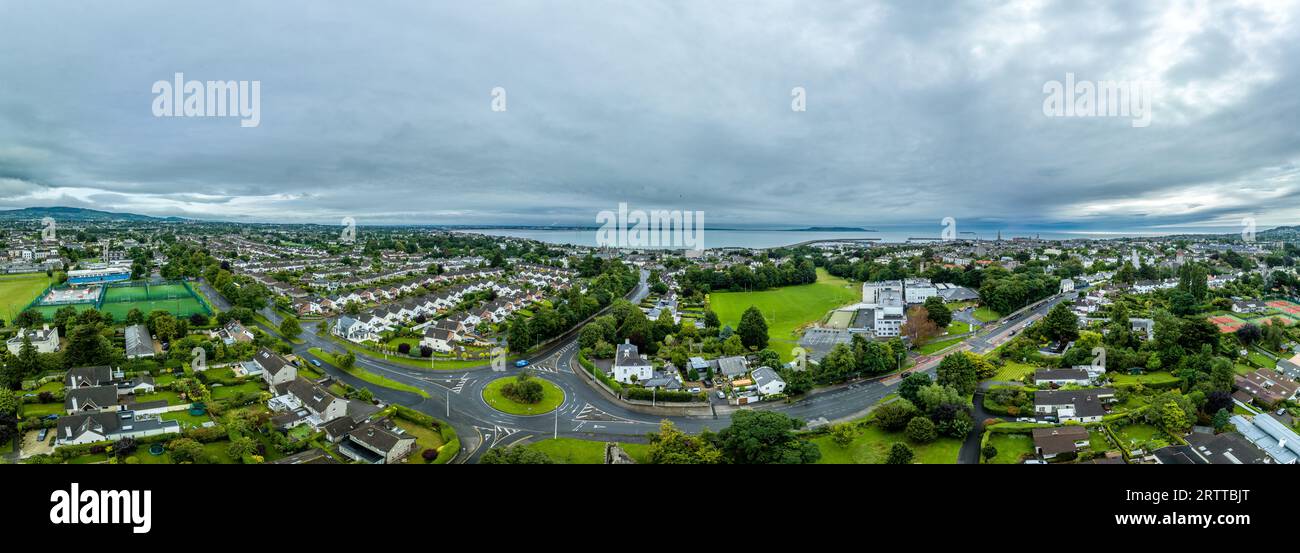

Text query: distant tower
(996, 230), (1002, 242)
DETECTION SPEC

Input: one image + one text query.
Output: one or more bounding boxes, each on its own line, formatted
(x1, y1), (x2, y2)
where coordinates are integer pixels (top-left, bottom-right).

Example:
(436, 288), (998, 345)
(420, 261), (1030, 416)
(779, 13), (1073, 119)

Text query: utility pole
(553, 407), (558, 440)
(446, 388), (450, 418)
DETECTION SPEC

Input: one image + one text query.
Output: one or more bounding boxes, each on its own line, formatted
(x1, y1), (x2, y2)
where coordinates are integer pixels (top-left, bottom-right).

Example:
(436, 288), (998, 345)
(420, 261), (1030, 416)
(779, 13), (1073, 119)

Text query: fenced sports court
(25, 281), (211, 321)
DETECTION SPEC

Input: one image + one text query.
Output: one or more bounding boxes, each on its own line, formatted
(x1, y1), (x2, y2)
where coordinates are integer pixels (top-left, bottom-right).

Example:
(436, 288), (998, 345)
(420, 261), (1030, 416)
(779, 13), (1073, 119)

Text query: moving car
(515, 359), (529, 368)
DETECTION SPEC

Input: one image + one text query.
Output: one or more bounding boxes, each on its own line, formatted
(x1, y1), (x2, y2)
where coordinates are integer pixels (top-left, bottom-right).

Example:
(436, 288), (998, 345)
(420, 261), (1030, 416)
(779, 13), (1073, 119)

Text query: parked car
(515, 359), (529, 368)
(1278, 409), (1287, 416)
(311, 359), (322, 367)
(1016, 417), (1034, 423)
(717, 391), (726, 399)
(687, 387), (701, 393)
(36, 428), (48, 442)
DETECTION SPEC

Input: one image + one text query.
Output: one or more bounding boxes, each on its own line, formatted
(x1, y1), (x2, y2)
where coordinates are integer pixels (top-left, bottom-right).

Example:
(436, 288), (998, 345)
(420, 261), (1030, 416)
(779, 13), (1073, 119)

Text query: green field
(481, 375), (564, 415)
(0, 273), (53, 324)
(709, 268), (859, 360)
(522, 438), (651, 464)
(917, 336), (965, 355)
(982, 432), (1035, 464)
(973, 307), (1001, 322)
(810, 424), (961, 464)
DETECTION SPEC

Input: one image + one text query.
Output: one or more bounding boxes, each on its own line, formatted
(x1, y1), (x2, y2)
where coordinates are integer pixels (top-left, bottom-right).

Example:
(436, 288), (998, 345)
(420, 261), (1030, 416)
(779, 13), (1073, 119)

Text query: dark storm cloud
(0, 0), (1298, 231)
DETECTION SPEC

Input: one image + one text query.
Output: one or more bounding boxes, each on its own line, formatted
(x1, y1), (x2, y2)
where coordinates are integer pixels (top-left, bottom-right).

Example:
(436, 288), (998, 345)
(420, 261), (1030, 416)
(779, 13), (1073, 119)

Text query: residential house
(612, 340), (653, 384)
(256, 349), (298, 387)
(5, 324), (59, 355)
(1031, 425), (1090, 459)
(1233, 368), (1300, 407)
(55, 410), (181, 446)
(1033, 368), (1093, 387)
(338, 418), (417, 464)
(751, 366), (787, 396)
(1033, 388), (1115, 423)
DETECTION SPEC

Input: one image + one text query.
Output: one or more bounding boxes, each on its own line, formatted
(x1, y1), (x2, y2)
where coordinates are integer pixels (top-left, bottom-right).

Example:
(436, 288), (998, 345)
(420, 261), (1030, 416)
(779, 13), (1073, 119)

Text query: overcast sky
(0, 0), (1298, 232)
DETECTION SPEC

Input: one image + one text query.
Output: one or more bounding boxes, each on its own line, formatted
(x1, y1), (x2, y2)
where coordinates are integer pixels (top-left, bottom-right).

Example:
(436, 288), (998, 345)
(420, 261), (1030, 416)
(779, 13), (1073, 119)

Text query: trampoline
(148, 444), (165, 456)
(188, 403), (207, 416)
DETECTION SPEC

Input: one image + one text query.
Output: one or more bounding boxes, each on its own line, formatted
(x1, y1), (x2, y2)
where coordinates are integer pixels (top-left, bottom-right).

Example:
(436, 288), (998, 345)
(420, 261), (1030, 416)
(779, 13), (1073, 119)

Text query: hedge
(577, 349), (623, 396)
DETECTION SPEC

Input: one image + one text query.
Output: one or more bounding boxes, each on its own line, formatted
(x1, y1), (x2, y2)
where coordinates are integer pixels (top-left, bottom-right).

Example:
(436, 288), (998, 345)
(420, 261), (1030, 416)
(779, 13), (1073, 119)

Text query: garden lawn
(0, 272), (53, 324)
(160, 409), (212, 428)
(21, 402), (63, 418)
(810, 424), (961, 464)
(709, 268), (860, 361)
(481, 375), (564, 416)
(210, 381), (263, 400)
(946, 321), (972, 335)
(523, 438), (651, 464)
(1109, 371), (1180, 386)
(990, 360), (1038, 382)
(394, 418), (449, 464)
(983, 432), (1034, 464)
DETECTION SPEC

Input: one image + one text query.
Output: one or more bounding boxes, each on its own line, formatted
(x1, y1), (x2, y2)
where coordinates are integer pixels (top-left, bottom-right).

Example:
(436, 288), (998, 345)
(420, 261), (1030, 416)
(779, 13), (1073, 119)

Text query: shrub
(905, 416), (938, 444)
(398, 343), (412, 355)
(422, 448), (439, 461)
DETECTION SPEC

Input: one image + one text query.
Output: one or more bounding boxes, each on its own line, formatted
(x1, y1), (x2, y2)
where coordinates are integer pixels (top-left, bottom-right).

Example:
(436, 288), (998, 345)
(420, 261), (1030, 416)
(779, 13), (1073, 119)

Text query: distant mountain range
(1259, 225), (1300, 239)
(0, 207), (188, 222)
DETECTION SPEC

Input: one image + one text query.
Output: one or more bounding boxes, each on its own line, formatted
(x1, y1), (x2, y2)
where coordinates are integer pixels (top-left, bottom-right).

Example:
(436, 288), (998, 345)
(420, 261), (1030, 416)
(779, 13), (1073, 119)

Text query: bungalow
(716, 356), (750, 379)
(1232, 299), (1269, 314)
(338, 418), (417, 464)
(612, 341), (653, 384)
(1031, 425), (1090, 459)
(1033, 388), (1115, 423)
(1231, 414), (1300, 464)
(1233, 368), (1300, 407)
(256, 349), (298, 387)
(55, 410), (181, 446)
(6, 324), (59, 355)
(751, 366), (787, 396)
(1033, 368), (1093, 387)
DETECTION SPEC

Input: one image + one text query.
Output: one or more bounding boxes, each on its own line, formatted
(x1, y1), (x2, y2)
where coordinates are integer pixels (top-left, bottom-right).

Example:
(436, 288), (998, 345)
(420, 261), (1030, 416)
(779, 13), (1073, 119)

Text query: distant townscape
(1, 211), (1298, 465)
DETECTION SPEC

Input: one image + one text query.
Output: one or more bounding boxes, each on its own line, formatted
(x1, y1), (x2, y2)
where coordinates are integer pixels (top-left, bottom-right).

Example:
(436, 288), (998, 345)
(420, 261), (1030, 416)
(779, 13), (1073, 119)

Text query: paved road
(214, 270), (1070, 463)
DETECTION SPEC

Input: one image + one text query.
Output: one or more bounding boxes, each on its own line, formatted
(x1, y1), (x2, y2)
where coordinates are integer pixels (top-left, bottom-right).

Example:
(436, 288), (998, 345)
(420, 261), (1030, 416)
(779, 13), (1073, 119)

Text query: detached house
(1034, 388), (1115, 423)
(6, 324), (59, 355)
(338, 418), (418, 464)
(256, 348), (298, 387)
(612, 341), (653, 384)
(751, 366), (787, 396)
(1032, 425), (1090, 459)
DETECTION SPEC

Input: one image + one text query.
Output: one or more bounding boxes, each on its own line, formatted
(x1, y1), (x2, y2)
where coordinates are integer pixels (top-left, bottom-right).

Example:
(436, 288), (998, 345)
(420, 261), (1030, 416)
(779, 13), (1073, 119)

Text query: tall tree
(736, 306), (770, 351)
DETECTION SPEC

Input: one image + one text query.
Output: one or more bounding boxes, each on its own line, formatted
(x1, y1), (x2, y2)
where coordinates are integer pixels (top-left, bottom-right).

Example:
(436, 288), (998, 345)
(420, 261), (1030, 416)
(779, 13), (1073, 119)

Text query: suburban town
(6, 0), (1300, 537)
(1, 211), (1297, 467)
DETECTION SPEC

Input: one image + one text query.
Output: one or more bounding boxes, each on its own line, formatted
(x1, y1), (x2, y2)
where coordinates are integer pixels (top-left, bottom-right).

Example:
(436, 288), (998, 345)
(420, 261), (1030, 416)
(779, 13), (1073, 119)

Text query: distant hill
(1259, 225), (1300, 239)
(0, 207), (186, 222)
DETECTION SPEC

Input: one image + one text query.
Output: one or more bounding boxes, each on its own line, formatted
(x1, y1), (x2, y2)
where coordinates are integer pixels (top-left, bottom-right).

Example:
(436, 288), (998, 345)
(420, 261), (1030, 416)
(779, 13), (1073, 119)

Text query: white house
(6, 324), (59, 355)
(611, 341), (653, 384)
(751, 366), (787, 396)
(421, 327), (455, 353)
